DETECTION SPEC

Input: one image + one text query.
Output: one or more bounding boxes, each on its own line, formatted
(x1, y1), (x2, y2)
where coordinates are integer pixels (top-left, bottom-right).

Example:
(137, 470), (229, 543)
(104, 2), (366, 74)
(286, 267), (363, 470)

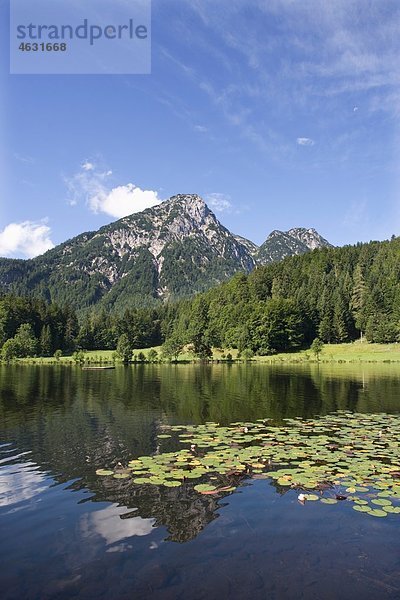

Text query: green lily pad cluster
(96, 412), (400, 516)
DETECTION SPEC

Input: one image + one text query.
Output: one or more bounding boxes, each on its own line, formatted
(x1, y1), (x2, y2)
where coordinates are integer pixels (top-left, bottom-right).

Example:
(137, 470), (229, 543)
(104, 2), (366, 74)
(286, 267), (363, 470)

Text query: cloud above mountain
(205, 193), (233, 212)
(65, 162), (162, 219)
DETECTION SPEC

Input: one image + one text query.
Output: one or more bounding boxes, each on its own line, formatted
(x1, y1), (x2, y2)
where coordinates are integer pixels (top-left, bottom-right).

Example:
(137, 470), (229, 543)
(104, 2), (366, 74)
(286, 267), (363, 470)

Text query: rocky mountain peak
(287, 227), (332, 250)
(255, 226), (332, 265)
(0, 193), (332, 311)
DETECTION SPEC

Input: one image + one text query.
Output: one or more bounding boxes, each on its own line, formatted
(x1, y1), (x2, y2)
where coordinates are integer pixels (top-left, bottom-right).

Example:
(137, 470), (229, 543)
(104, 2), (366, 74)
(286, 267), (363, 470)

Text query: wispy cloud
(155, 0), (400, 164)
(205, 193), (233, 212)
(81, 161), (95, 171)
(65, 162), (162, 219)
(297, 137), (315, 146)
(14, 153), (35, 164)
(0, 219), (54, 258)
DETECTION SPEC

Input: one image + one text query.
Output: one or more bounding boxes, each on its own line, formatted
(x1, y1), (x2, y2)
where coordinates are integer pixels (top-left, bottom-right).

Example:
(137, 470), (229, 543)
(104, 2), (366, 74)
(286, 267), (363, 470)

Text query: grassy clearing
(13, 346), (238, 365)
(255, 341), (400, 363)
(8, 341), (400, 365)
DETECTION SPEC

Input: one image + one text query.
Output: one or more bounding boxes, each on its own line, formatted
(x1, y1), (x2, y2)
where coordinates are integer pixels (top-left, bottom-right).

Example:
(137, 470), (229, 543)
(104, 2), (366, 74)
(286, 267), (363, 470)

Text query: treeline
(1, 236), (400, 360)
(0, 295), (78, 358)
(0, 295), (163, 359)
(163, 236), (400, 356)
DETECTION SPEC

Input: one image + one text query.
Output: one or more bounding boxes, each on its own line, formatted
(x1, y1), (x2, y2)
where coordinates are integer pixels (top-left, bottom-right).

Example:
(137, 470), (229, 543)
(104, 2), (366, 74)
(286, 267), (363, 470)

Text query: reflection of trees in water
(2, 363), (400, 541)
(89, 477), (223, 543)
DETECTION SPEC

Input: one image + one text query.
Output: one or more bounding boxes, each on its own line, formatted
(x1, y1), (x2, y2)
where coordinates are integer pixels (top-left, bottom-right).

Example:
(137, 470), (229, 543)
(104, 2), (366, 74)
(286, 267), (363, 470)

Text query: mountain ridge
(0, 194), (332, 311)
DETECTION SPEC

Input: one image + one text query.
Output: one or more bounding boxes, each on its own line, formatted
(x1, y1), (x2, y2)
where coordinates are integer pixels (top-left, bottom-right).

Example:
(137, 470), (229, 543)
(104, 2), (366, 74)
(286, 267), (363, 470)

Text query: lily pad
(94, 412), (400, 520)
(366, 509), (387, 517)
(353, 505), (370, 513)
(371, 499), (392, 507)
(96, 469), (114, 476)
(194, 484), (217, 493)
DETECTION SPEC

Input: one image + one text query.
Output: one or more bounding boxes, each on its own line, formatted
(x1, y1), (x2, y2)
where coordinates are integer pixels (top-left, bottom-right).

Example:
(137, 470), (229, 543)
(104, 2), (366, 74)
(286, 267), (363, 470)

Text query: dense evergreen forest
(1, 236), (400, 359)
(162, 236), (400, 357)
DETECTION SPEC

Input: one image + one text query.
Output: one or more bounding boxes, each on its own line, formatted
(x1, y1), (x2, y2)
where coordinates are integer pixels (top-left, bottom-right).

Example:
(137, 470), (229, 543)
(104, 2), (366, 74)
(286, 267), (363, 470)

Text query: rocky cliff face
(0, 195), (332, 311)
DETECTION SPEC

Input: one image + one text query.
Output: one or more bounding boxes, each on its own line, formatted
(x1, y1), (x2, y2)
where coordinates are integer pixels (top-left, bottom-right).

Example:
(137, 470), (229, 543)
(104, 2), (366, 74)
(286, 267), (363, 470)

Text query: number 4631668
(19, 42), (67, 51)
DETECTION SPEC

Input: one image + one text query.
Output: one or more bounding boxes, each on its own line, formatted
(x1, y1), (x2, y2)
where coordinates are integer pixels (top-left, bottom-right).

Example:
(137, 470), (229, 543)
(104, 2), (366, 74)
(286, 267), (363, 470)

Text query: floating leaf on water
(194, 484), (217, 493)
(366, 509), (387, 517)
(353, 505), (370, 513)
(107, 413), (400, 519)
(96, 469), (114, 476)
(163, 480), (182, 487)
(128, 460), (143, 467)
(371, 499), (392, 507)
(384, 506), (400, 514)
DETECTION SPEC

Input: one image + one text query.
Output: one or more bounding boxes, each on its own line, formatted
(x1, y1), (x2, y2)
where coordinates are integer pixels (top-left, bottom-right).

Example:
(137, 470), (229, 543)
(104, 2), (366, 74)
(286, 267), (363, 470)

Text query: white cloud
(81, 161), (95, 171)
(91, 183), (161, 218)
(205, 192), (233, 212)
(0, 220), (54, 259)
(66, 162), (162, 219)
(297, 137), (315, 146)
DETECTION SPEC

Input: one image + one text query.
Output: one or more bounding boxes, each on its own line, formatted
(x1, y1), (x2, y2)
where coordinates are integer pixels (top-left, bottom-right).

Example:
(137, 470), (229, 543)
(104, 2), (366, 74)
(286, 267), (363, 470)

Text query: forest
(1, 235), (400, 359)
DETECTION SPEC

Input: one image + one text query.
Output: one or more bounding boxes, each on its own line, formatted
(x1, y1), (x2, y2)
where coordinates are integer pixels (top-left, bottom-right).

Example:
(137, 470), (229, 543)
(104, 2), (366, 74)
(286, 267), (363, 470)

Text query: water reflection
(81, 505), (155, 549)
(0, 459), (46, 510)
(2, 364), (400, 599)
(1, 363), (400, 543)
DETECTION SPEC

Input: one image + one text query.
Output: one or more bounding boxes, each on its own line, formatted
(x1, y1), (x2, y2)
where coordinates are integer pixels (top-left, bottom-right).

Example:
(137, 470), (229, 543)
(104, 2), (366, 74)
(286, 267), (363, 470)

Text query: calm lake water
(1, 363), (400, 600)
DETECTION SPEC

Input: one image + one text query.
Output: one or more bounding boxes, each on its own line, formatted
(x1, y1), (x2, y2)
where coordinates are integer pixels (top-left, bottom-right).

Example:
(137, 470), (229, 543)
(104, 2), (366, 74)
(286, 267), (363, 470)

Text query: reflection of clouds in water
(0, 461), (48, 509)
(81, 504), (155, 549)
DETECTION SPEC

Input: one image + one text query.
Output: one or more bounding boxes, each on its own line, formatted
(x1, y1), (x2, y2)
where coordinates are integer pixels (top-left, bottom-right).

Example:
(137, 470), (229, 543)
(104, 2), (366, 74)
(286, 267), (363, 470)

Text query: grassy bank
(10, 346), (237, 365)
(255, 341), (400, 364)
(6, 341), (400, 365)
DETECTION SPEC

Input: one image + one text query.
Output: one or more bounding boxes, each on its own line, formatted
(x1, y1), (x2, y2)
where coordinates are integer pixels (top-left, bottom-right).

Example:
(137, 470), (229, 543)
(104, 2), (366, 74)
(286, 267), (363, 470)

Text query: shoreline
(2, 342), (400, 366)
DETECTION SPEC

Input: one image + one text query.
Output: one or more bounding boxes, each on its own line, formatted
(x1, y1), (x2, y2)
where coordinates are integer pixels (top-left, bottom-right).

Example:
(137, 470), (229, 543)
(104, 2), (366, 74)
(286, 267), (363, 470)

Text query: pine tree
(187, 297), (213, 359)
(116, 334), (133, 364)
(351, 264), (367, 337)
(40, 324), (52, 356)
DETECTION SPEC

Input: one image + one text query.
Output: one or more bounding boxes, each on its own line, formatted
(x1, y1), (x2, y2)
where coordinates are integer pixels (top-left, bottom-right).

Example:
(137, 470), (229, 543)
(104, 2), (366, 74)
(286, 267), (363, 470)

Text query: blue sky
(1, 0), (400, 258)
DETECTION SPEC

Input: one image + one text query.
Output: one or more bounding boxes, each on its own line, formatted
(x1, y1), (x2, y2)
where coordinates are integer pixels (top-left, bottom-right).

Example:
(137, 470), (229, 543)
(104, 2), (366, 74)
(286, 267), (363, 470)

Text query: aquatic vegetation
(96, 412), (400, 518)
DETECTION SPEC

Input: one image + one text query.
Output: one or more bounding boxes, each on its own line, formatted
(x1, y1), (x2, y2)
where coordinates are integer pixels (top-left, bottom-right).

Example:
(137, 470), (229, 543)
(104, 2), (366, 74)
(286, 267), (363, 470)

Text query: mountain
(255, 227), (332, 265)
(0, 195), (255, 311)
(0, 195), (331, 312)
(233, 234), (259, 256)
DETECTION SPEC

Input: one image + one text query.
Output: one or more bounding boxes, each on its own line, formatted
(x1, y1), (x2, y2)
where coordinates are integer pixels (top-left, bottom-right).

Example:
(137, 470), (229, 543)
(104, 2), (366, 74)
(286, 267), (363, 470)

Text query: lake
(1, 363), (400, 600)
